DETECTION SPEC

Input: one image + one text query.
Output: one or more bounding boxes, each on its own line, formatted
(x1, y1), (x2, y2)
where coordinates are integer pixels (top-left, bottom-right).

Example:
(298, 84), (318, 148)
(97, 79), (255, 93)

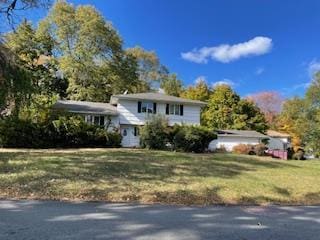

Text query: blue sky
(13, 0), (320, 97)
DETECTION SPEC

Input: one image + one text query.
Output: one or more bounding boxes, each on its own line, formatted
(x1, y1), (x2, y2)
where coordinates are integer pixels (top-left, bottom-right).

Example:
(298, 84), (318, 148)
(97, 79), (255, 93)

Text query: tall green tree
(303, 72), (320, 155)
(0, 0), (52, 115)
(39, 1), (140, 101)
(160, 73), (183, 96)
(0, 44), (32, 115)
(126, 46), (169, 91)
(181, 78), (211, 102)
(203, 84), (267, 132)
(5, 20), (66, 97)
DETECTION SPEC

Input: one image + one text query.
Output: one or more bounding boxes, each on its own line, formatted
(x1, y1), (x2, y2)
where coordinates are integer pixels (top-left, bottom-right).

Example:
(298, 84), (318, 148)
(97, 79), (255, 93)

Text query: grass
(0, 148), (320, 205)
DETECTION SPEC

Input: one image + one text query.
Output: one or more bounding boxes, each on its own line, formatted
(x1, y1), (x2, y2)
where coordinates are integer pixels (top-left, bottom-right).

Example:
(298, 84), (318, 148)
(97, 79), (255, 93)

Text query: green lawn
(0, 148), (320, 205)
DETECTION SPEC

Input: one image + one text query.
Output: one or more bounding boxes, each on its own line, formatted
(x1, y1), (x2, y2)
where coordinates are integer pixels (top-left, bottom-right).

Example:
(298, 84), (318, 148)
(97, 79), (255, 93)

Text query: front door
(121, 127), (131, 147)
(121, 126), (140, 147)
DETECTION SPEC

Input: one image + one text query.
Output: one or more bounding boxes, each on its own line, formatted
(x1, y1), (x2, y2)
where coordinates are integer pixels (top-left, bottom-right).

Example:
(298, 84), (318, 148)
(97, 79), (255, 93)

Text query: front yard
(0, 148), (319, 205)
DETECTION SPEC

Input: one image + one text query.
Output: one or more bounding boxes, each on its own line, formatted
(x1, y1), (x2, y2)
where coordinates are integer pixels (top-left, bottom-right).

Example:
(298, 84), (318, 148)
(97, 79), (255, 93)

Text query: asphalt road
(1, 200), (320, 240)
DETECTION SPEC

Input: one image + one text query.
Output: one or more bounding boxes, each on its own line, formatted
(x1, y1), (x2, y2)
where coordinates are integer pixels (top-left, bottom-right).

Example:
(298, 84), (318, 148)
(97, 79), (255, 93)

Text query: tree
(276, 97), (306, 149)
(39, 1), (140, 101)
(247, 91), (283, 127)
(5, 20), (66, 97)
(302, 72), (320, 155)
(126, 46), (169, 91)
(181, 77), (211, 102)
(203, 84), (268, 132)
(306, 72), (320, 108)
(0, 43), (32, 115)
(1, 0), (52, 115)
(0, 0), (50, 27)
(160, 73), (183, 96)
(235, 99), (268, 133)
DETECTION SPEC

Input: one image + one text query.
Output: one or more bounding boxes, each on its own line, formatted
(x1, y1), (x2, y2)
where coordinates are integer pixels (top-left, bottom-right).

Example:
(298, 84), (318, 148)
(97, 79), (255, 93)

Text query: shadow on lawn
(0, 150), (305, 203)
(0, 150), (297, 180)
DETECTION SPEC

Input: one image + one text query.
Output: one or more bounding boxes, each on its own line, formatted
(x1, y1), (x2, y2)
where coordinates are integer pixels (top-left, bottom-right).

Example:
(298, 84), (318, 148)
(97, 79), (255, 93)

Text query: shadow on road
(1, 200), (320, 240)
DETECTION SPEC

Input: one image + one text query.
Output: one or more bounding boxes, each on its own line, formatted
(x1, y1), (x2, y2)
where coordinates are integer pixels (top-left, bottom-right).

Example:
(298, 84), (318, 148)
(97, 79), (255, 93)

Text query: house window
(138, 101), (157, 114)
(123, 129), (127, 136)
(94, 116), (100, 125)
(86, 115), (93, 123)
(134, 126), (139, 136)
(166, 104), (183, 116)
(141, 101), (153, 113)
(86, 115), (105, 127)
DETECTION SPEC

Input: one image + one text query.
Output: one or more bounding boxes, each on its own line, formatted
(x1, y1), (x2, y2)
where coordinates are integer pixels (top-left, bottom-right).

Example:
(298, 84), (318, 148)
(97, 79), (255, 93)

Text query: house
(266, 130), (291, 150)
(53, 92), (206, 147)
(208, 130), (268, 152)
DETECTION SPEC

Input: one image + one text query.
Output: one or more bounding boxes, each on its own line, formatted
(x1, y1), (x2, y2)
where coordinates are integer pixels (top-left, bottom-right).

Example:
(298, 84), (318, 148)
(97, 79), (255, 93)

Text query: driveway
(0, 200), (319, 240)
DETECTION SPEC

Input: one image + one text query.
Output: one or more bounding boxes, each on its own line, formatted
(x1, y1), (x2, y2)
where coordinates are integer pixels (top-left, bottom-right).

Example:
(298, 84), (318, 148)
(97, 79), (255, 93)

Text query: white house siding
(106, 115), (120, 131)
(209, 136), (261, 152)
(117, 99), (201, 126)
(120, 125), (140, 147)
(267, 137), (289, 150)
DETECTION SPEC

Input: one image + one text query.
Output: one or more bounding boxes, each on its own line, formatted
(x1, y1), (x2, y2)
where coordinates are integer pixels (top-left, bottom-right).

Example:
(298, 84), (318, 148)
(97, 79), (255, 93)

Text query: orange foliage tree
(247, 91), (283, 127)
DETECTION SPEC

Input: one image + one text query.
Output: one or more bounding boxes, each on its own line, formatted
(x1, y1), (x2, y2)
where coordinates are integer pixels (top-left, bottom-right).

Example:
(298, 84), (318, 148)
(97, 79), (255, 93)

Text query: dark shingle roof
(53, 100), (118, 115)
(111, 92), (207, 106)
(217, 130), (267, 138)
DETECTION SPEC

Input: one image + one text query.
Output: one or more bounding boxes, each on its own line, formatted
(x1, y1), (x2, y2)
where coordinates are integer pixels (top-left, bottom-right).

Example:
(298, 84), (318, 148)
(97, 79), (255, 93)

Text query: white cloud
(292, 82), (311, 90)
(281, 82), (311, 96)
(212, 79), (235, 88)
(181, 36), (272, 64)
(194, 76), (207, 84)
(308, 59), (320, 78)
(255, 67), (265, 75)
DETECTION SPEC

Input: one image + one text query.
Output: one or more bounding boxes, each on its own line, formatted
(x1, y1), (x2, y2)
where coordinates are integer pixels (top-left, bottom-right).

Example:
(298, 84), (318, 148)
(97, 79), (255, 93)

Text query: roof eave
(67, 110), (118, 116)
(218, 134), (267, 138)
(111, 96), (207, 106)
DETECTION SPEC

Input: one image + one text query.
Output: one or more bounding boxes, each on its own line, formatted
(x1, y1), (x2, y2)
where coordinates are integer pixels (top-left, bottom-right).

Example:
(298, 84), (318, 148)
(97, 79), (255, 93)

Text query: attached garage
(209, 130), (268, 152)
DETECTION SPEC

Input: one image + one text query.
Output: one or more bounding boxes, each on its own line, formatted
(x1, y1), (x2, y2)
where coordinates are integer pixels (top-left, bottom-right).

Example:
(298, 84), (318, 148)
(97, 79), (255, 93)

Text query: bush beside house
(232, 143), (267, 156)
(139, 115), (170, 150)
(170, 125), (216, 153)
(0, 116), (122, 148)
(140, 115), (216, 153)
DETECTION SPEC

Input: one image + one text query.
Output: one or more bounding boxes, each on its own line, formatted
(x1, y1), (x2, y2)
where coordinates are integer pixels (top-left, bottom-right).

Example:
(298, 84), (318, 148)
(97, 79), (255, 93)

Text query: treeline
(275, 73), (320, 157)
(2, 1), (319, 155)
(0, 1), (268, 131)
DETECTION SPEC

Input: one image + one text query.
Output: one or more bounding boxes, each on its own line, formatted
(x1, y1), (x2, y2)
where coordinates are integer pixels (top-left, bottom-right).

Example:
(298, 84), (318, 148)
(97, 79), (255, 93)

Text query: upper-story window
(138, 101), (157, 114)
(166, 104), (184, 116)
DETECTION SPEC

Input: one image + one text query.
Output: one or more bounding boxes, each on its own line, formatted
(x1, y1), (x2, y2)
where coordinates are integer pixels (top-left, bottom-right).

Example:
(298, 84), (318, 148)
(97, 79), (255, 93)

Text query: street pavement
(1, 200), (320, 239)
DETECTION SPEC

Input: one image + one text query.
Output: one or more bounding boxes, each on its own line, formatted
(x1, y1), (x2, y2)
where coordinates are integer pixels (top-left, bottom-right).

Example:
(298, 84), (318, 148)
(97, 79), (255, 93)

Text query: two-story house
(53, 92), (206, 147)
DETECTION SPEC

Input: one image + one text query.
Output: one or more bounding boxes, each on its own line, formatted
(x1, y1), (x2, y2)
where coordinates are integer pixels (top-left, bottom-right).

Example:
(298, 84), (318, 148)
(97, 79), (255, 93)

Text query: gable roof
(267, 130), (290, 138)
(217, 130), (267, 138)
(110, 92), (207, 106)
(53, 100), (118, 116)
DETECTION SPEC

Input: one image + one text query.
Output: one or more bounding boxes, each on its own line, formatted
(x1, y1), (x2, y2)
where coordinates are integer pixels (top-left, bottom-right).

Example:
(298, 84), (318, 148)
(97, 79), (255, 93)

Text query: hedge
(0, 116), (121, 148)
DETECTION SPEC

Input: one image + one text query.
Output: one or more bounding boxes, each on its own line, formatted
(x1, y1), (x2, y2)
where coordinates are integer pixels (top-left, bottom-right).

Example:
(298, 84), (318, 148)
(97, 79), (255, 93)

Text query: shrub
(254, 143), (267, 156)
(0, 117), (42, 148)
(292, 149), (305, 160)
(213, 145), (227, 153)
(287, 147), (294, 159)
(140, 115), (170, 149)
(0, 115), (121, 148)
(232, 144), (254, 155)
(170, 125), (216, 153)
